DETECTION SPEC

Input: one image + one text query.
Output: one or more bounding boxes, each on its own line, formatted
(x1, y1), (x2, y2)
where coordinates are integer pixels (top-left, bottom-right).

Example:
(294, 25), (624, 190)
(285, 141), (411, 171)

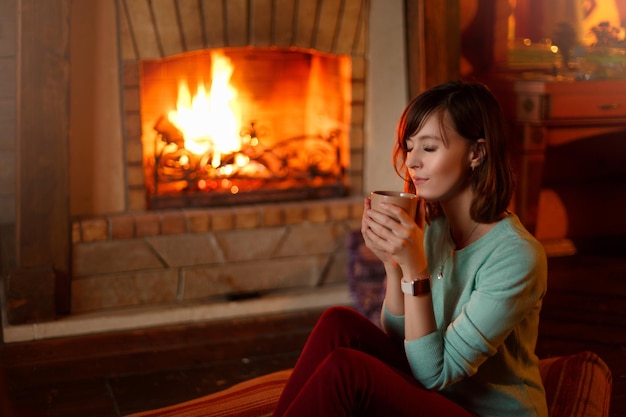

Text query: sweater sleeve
(380, 301), (405, 342)
(404, 234), (547, 390)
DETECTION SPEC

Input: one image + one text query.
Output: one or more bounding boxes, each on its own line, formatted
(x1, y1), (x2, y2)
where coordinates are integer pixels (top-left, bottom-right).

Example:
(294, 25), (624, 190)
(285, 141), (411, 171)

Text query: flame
(167, 51), (242, 164)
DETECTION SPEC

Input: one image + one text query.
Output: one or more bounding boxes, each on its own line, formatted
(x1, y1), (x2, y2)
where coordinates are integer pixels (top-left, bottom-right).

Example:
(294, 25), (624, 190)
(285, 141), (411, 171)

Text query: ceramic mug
(370, 190), (418, 220)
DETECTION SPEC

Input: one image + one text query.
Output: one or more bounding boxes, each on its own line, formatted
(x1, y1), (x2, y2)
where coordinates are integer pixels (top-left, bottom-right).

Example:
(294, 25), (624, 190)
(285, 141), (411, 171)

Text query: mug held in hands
(370, 190), (418, 220)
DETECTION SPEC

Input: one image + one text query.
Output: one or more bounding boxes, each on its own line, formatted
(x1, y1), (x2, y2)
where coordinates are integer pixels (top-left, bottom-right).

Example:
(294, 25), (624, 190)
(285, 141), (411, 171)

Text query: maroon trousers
(273, 306), (476, 417)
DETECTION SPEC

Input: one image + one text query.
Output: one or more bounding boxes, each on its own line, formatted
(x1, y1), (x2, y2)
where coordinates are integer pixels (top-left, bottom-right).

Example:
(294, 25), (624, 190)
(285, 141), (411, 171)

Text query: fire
(167, 51), (242, 166)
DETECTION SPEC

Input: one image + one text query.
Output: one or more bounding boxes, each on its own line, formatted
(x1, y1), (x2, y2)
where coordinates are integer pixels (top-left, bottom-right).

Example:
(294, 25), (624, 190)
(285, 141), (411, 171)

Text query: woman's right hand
(361, 197), (428, 275)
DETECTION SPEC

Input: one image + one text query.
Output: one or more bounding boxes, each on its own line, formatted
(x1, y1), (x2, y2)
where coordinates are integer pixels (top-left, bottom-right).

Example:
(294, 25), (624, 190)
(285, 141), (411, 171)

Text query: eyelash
(406, 146), (437, 153)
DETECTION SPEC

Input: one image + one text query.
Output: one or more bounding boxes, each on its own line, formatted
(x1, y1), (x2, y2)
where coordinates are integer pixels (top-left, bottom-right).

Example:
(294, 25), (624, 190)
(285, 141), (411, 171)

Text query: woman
(273, 81), (548, 417)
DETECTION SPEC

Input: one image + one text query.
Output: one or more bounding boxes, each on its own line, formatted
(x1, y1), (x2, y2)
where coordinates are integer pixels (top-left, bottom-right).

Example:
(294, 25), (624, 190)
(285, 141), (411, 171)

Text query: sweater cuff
(381, 301), (405, 338)
(404, 330), (444, 387)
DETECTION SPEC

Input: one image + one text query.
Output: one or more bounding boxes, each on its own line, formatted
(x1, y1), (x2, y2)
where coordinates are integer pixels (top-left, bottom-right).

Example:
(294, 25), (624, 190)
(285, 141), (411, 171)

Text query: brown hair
(392, 81), (514, 223)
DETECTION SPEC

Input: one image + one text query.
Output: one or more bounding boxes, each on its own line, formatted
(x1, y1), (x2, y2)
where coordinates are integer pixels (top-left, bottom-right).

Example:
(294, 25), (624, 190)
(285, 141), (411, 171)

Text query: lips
(412, 177), (428, 185)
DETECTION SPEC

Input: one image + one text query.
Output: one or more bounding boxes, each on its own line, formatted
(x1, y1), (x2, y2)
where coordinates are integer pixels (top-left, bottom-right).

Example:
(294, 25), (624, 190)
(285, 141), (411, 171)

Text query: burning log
(154, 116), (184, 147)
(151, 117), (346, 204)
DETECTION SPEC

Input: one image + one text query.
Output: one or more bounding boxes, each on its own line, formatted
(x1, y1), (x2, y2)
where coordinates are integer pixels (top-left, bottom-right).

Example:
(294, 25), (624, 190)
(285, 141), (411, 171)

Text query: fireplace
(65, 0), (373, 317)
(140, 48), (350, 209)
(2, 0), (414, 341)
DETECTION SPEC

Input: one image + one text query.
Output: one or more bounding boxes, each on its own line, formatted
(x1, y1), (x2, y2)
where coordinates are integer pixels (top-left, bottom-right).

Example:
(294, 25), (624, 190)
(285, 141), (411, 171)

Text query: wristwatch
(401, 276), (431, 296)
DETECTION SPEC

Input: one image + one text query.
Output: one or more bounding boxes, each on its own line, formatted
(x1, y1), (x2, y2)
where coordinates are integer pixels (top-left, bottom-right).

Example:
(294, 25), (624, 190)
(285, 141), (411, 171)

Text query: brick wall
(0, 0), (16, 224)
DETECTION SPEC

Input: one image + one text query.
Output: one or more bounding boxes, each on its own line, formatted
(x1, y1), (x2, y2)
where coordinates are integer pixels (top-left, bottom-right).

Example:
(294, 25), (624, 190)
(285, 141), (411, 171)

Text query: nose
(406, 150), (420, 170)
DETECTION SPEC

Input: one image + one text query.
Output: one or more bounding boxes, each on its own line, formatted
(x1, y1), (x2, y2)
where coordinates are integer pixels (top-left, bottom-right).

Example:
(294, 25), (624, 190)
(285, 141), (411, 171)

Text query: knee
(325, 346), (362, 367)
(314, 307), (362, 334)
(317, 347), (370, 389)
(319, 306), (355, 323)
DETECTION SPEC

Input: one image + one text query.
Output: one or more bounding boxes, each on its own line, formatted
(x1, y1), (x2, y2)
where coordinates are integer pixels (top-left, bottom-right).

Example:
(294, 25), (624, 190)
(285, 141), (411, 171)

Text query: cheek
(431, 155), (466, 181)
(429, 154), (450, 173)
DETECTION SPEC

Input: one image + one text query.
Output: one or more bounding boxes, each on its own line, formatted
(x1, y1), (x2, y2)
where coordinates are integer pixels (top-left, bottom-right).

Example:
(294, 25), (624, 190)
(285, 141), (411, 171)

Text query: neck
(440, 192), (476, 247)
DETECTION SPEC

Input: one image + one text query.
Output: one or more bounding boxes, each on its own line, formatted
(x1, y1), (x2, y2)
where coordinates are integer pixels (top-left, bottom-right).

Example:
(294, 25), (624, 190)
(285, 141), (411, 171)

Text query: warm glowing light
(235, 154), (249, 166)
(222, 165), (234, 175)
(211, 153), (221, 168)
(167, 51), (242, 159)
(230, 186), (239, 194)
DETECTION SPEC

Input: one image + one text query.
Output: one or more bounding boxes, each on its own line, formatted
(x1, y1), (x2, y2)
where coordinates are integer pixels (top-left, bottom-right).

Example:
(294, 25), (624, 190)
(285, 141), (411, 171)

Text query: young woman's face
(405, 112), (472, 203)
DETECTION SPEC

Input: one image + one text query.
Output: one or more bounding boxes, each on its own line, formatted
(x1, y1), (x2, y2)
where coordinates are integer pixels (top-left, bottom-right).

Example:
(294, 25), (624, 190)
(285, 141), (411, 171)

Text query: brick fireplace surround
(1, 0), (414, 342)
(72, 0), (369, 314)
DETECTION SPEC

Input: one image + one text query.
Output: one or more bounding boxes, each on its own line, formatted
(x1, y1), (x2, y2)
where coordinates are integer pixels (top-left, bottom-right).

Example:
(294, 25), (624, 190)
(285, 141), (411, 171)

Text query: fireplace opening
(140, 48), (352, 209)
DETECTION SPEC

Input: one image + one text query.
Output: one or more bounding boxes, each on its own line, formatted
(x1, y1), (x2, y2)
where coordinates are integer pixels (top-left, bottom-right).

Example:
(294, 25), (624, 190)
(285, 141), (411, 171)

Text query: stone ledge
(2, 284), (352, 343)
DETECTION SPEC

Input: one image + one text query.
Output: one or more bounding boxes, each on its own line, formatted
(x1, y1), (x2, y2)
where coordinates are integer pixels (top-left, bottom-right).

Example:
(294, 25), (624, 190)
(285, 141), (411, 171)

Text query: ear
(469, 139), (486, 170)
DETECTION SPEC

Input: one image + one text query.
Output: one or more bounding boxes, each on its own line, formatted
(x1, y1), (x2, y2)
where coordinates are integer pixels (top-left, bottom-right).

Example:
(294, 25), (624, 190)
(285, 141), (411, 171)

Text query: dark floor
(1, 236), (626, 417)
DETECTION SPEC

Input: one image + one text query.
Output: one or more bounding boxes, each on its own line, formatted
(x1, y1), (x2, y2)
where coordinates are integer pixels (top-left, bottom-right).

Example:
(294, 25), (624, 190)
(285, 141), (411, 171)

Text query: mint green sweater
(381, 213), (548, 417)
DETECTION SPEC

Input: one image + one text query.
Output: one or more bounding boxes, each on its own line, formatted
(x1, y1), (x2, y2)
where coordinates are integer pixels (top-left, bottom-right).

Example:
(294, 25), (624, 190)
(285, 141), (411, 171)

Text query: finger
(366, 212), (396, 239)
(376, 202), (418, 226)
(367, 204), (400, 226)
(362, 227), (388, 252)
(366, 221), (406, 254)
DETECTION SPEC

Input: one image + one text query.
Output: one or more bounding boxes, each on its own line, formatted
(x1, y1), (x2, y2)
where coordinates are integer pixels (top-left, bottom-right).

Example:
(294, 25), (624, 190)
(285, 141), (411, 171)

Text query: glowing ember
(167, 51), (242, 162)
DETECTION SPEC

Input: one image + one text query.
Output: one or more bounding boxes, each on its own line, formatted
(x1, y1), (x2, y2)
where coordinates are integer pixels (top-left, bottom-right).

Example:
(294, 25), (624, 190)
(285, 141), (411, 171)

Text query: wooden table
(495, 78), (626, 234)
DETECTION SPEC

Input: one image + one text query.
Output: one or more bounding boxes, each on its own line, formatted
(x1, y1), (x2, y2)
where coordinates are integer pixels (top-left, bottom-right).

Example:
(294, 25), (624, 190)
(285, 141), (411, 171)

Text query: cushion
(125, 369), (292, 417)
(126, 351), (611, 417)
(538, 350), (612, 417)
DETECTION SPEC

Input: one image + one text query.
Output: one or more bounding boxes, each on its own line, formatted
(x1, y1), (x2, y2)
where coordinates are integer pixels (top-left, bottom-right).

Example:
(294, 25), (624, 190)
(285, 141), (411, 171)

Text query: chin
(414, 188), (430, 200)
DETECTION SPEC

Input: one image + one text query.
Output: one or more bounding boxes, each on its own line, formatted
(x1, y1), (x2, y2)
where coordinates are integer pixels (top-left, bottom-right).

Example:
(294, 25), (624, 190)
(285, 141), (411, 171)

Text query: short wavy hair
(392, 81), (514, 223)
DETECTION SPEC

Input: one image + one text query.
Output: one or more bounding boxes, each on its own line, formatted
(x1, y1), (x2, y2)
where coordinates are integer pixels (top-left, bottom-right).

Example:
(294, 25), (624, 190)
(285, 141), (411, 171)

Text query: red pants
(273, 306), (475, 417)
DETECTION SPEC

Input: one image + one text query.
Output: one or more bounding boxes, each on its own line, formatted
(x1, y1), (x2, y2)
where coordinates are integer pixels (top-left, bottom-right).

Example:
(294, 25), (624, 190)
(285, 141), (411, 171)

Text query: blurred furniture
(125, 350), (612, 417)
(494, 78), (626, 234)
(347, 230), (386, 327)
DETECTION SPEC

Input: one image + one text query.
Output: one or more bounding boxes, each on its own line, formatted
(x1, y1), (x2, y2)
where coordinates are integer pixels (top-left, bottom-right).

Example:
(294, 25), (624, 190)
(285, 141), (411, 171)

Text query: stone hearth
(71, 198), (362, 313)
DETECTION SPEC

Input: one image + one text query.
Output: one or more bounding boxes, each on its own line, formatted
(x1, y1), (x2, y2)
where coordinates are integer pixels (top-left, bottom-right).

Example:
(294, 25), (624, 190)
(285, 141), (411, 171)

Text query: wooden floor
(1, 236), (625, 417)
